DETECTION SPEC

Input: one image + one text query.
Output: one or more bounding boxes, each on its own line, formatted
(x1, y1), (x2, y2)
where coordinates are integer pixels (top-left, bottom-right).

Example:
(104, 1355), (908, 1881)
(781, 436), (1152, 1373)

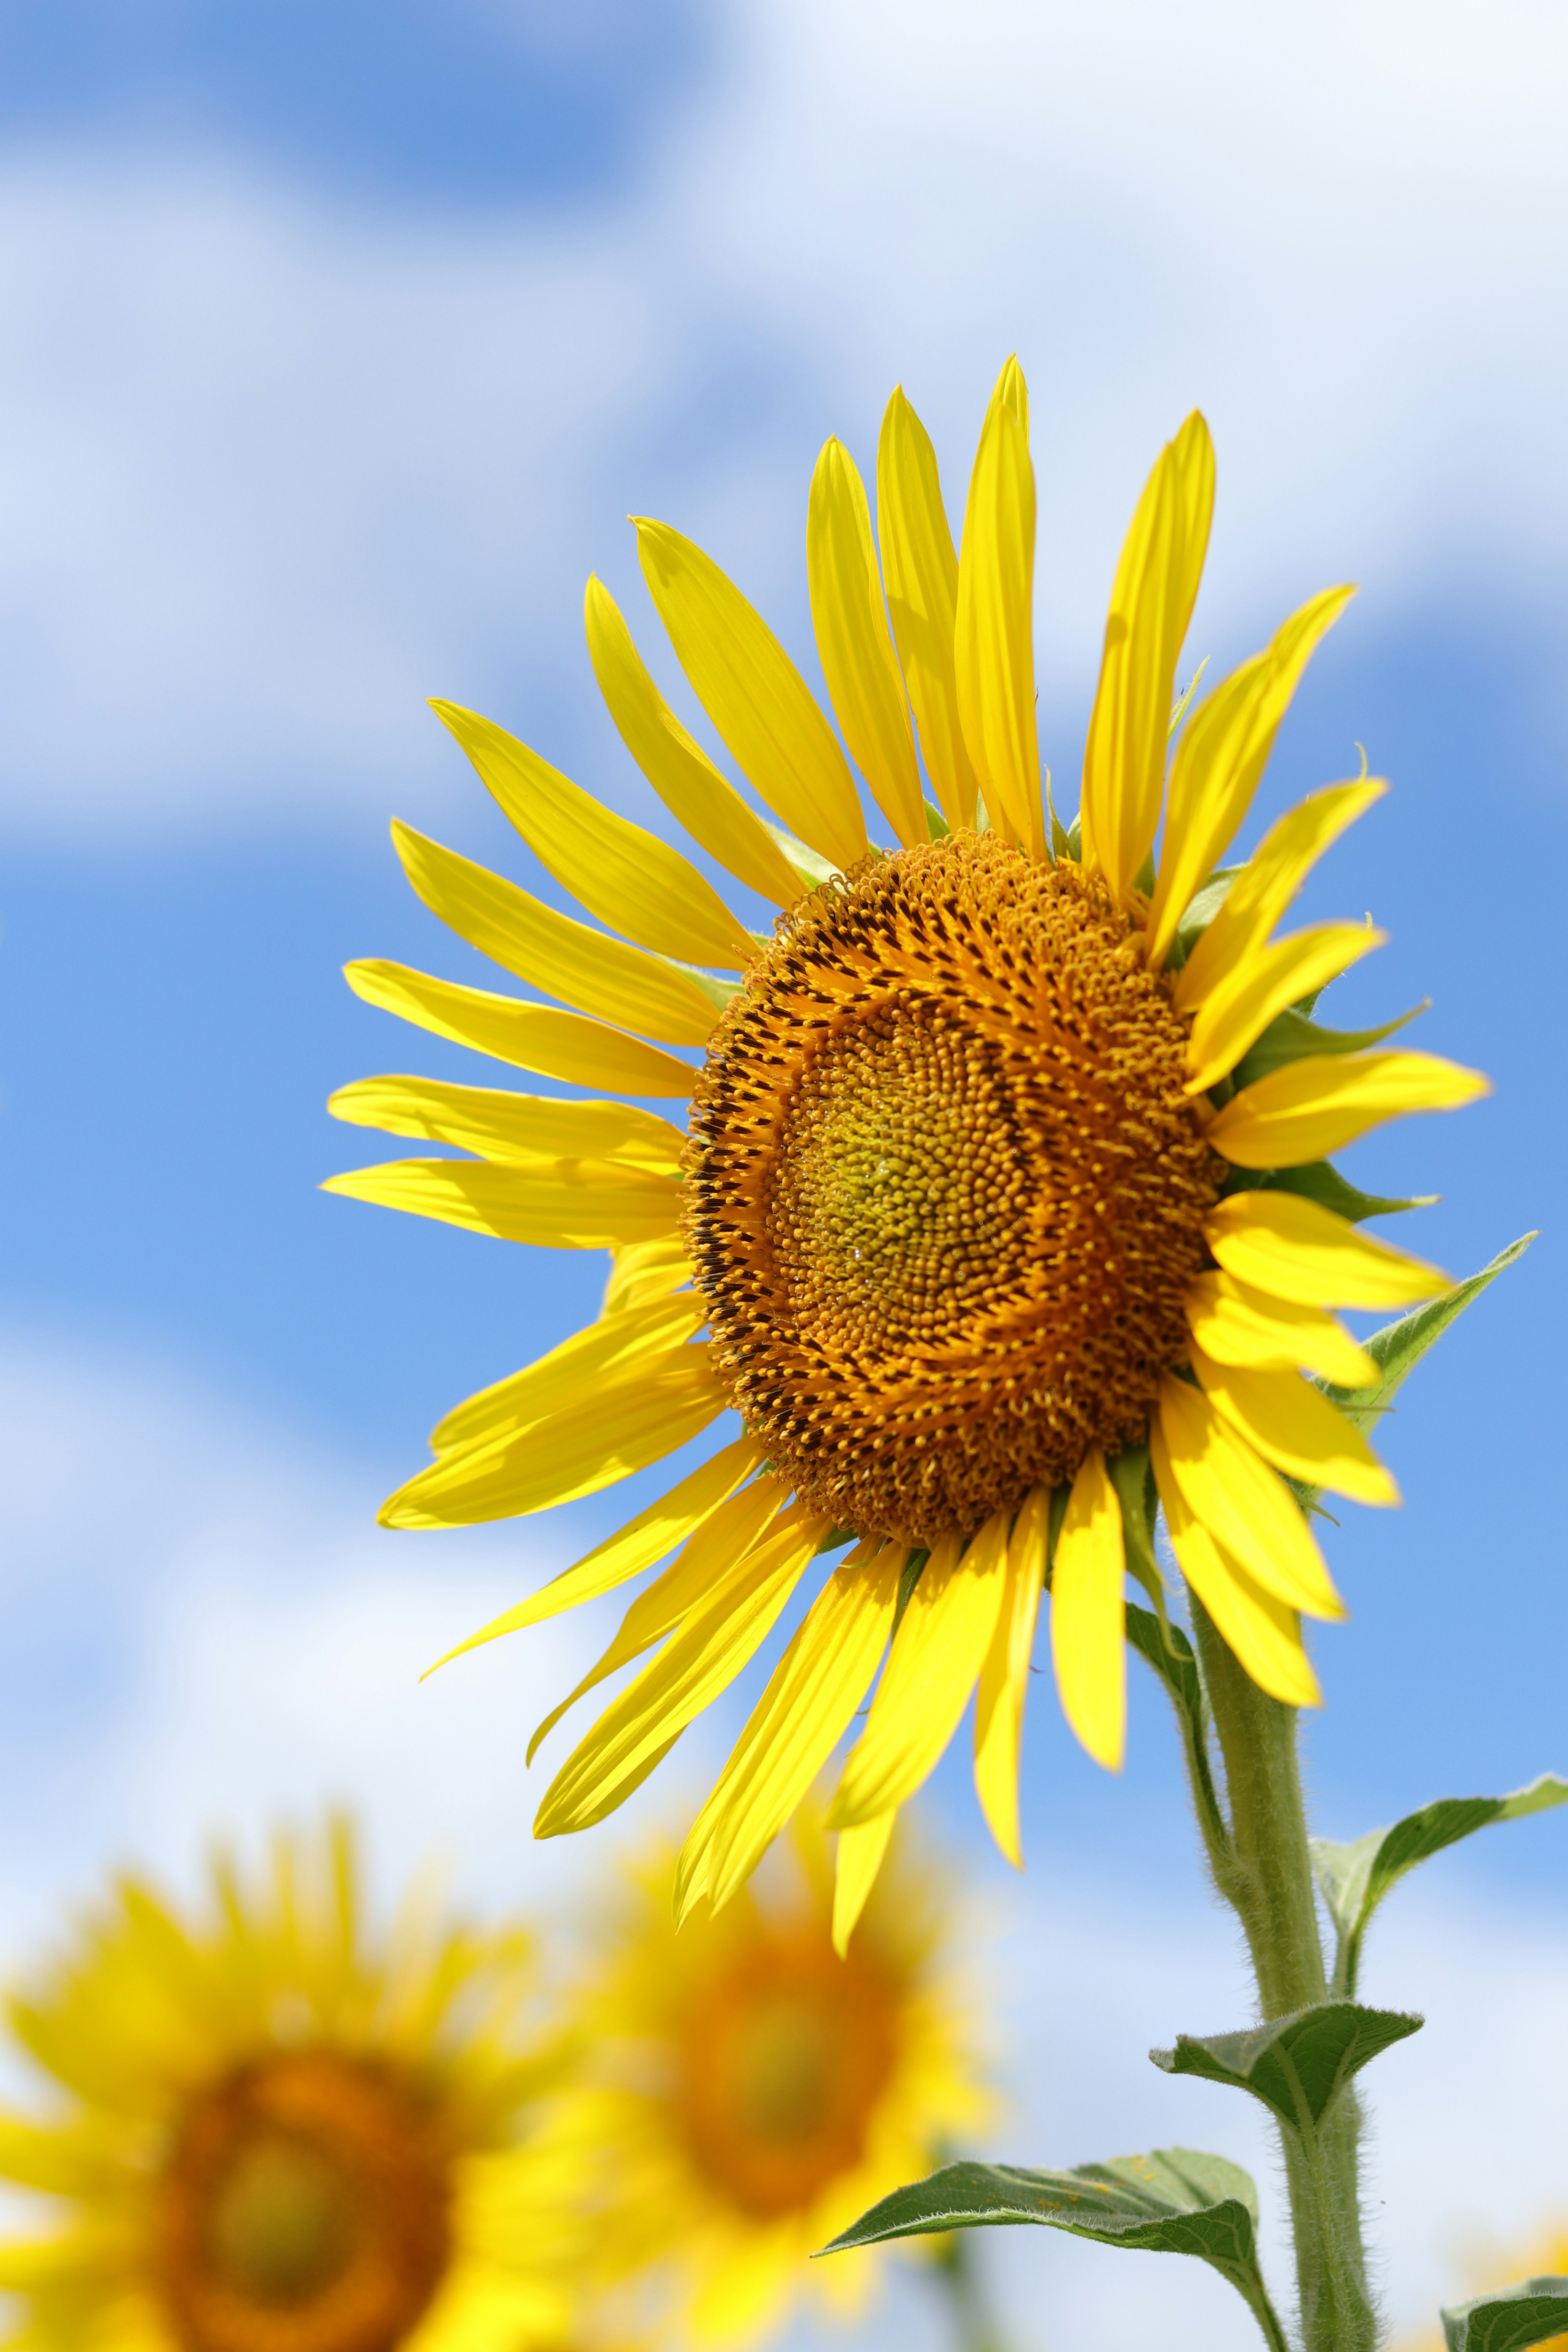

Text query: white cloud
(0, 0), (1565, 837)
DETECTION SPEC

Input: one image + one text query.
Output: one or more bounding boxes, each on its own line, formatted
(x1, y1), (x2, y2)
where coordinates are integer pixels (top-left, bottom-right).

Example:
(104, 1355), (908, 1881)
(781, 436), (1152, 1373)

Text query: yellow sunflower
(555, 1811), (987, 2348)
(327, 356), (1487, 1941)
(0, 1818), (592, 2352)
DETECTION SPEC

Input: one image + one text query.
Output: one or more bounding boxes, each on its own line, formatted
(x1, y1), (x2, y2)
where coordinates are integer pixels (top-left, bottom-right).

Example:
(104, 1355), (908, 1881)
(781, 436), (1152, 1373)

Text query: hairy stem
(1189, 1591), (1375, 2352)
(929, 2229), (1010, 2352)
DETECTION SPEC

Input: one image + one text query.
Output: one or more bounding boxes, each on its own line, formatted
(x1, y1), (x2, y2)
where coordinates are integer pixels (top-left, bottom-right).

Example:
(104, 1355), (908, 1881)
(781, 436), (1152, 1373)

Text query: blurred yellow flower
(0, 1819), (592, 2352)
(559, 1813), (989, 2348)
(1396, 2219), (1568, 2352)
(330, 357), (1485, 1932)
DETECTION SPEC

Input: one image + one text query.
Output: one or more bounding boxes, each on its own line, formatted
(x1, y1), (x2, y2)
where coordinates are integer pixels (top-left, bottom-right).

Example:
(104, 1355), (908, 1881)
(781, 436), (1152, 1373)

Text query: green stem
(1188, 1592), (1375, 2352)
(929, 2229), (1009, 2352)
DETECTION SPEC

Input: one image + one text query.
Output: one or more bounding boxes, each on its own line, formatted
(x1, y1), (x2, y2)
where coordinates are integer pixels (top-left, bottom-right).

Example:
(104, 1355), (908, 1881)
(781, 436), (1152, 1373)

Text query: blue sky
(2, 4), (1567, 2343)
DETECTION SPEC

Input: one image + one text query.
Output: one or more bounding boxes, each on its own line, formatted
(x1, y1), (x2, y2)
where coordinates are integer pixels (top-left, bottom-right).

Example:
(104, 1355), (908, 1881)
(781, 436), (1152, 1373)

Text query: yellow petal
(344, 961), (695, 1098)
(526, 1475), (791, 1764)
(635, 518), (867, 874)
(430, 700), (756, 970)
(807, 438), (926, 849)
(328, 1076), (685, 1172)
(390, 820), (722, 1046)
(533, 1505), (830, 1837)
(953, 359), (1045, 858)
(1160, 1479), (1323, 1707)
(381, 1349), (725, 1530)
(1146, 585), (1355, 969)
(826, 1525), (1010, 1829)
(1081, 413), (1214, 904)
(1188, 1344), (1399, 1506)
(1204, 1189), (1448, 1309)
(973, 1493), (1047, 1866)
(584, 576), (802, 908)
(677, 1538), (906, 1922)
(1183, 922), (1385, 1096)
(1153, 1377), (1344, 1620)
(601, 1234), (693, 1315)
(876, 387), (978, 831)
(832, 1812), (898, 1956)
(1205, 1049), (1490, 1169)
(424, 1433), (765, 1672)
(431, 1289), (703, 1455)
(1185, 1270), (1377, 1387)
(1174, 777), (1386, 1011)
(321, 1156), (682, 1250)
(1049, 1451), (1126, 1772)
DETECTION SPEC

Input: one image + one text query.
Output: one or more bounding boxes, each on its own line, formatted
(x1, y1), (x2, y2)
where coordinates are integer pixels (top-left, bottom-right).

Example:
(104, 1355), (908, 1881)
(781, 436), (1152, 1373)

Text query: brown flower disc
(684, 833), (1223, 1545)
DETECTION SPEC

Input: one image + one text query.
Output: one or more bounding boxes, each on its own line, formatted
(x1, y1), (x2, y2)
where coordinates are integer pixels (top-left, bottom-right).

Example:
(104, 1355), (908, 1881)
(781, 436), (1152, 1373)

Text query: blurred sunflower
(559, 1813), (987, 2348)
(328, 356), (1486, 1934)
(0, 1818), (591, 2352)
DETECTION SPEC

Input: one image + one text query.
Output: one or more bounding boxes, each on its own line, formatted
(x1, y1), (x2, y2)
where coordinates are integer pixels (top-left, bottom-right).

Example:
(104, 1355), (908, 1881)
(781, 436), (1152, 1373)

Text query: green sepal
(1441, 2280), (1568, 2352)
(761, 820), (841, 891)
(1164, 867), (1241, 971)
(1150, 2001), (1422, 2133)
(650, 956), (742, 1015)
(1220, 1159), (1432, 1223)
(1169, 657), (1209, 736)
(889, 1547), (931, 1638)
(817, 2150), (1288, 2350)
(1228, 997), (1428, 1090)
(924, 798), (951, 839)
(1109, 1446), (1166, 1627)
(1312, 1774), (1568, 1998)
(1319, 1234), (1536, 1441)
(1125, 1604), (1228, 1864)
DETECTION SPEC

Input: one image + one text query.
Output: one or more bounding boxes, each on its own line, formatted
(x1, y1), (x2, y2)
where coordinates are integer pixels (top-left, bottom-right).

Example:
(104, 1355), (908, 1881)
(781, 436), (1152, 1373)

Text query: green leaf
(1228, 998), (1427, 1090)
(1312, 1773), (1568, 1997)
(818, 2150), (1288, 2350)
(1321, 1234), (1536, 1440)
(1150, 2001), (1422, 2132)
(1126, 1604), (1227, 1862)
(1222, 1159), (1431, 1223)
(1442, 2279), (1568, 2352)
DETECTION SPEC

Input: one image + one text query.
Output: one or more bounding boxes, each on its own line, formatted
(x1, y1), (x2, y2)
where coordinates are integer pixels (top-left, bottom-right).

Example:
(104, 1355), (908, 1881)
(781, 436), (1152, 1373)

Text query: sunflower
(554, 1811), (987, 2348)
(327, 357), (1487, 1940)
(0, 1818), (592, 2352)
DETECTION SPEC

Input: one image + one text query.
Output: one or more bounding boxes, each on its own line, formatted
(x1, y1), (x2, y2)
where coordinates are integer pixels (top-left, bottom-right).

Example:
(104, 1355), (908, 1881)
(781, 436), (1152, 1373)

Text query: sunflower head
(328, 354), (1488, 1935)
(0, 1817), (592, 2352)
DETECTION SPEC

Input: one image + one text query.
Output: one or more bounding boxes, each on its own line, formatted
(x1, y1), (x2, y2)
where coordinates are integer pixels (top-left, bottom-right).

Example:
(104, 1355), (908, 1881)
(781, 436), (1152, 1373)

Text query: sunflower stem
(1188, 1592), (1375, 2352)
(929, 2227), (1009, 2352)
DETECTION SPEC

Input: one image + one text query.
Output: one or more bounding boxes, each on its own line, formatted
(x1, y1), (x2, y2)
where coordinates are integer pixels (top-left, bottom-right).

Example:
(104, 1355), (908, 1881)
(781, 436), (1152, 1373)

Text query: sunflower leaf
(1320, 1233), (1536, 1439)
(1312, 1774), (1568, 1998)
(817, 2150), (1289, 2350)
(1441, 2280), (1568, 2352)
(1150, 2001), (1422, 2132)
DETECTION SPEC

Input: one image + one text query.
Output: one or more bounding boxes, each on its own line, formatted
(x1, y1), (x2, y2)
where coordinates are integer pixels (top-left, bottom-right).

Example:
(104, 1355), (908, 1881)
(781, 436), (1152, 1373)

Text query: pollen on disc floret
(684, 833), (1224, 1546)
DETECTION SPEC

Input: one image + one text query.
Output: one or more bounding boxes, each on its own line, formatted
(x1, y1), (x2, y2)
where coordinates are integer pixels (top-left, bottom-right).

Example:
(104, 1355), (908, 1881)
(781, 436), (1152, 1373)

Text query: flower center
(677, 1935), (898, 2220)
(151, 2053), (451, 2352)
(686, 834), (1221, 1544)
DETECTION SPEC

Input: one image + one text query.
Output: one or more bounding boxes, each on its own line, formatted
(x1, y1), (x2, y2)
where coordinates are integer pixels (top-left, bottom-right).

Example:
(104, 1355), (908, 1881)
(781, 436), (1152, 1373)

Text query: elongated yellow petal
(877, 387), (978, 830)
(832, 1811), (898, 1956)
(973, 1491), (1048, 1863)
(321, 1156), (682, 1250)
(344, 961), (695, 1097)
(426, 1434), (764, 1672)
(601, 1234), (693, 1315)
(391, 821), (721, 1046)
(1206, 1049), (1489, 1169)
(1160, 1478), (1323, 1707)
(953, 359), (1045, 858)
(1081, 413), (1214, 904)
(533, 1506), (829, 1837)
(827, 1525), (1010, 1829)
(1174, 778), (1386, 1011)
(1049, 1452), (1126, 1771)
(1204, 1189), (1447, 1309)
(430, 700), (756, 969)
(382, 1350), (725, 1530)
(1153, 1376), (1344, 1619)
(584, 577), (802, 908)
(635, 519), (867, 874)
(677, 1538), (906, 1922)
(1185, 1271), (1377, 1386)
(1147, 585), (1355, 969)
(431, 1289), (703, 1455)
(526, 1475), (790, 1764)
(807, 438), (926, 849)
(1184, 922), (1385, 1095)
(1189, 1344), (1399, 1506)
(328, 1076), (686, 1172)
